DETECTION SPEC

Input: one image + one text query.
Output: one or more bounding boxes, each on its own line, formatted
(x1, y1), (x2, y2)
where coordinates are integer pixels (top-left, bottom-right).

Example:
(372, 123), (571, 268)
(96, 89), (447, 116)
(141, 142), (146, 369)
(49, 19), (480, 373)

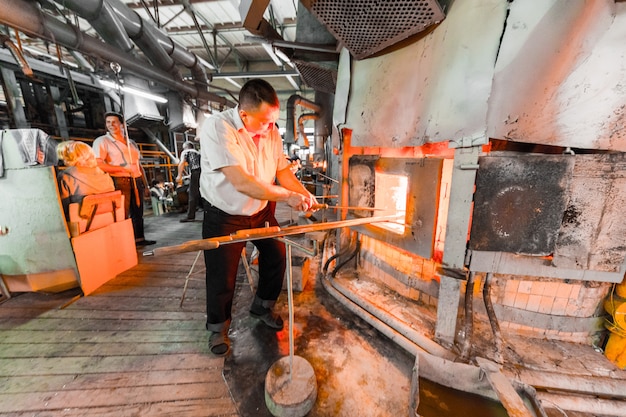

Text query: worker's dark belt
(113, 176), (142, 207)
(112, 176), (134, 183)
(202, 198), (269, 221)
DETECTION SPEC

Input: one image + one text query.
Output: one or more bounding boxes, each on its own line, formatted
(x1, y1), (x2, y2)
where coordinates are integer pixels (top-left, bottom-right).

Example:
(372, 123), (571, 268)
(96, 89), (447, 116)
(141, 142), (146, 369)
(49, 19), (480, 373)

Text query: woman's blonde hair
(58, 141), (98, 168)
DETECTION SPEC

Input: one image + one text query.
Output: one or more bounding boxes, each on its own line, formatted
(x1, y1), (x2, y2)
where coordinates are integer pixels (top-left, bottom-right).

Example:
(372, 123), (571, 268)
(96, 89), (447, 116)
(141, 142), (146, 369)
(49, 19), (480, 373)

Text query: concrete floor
(223, 249), (416, 417)
(144, 204), (422, 416)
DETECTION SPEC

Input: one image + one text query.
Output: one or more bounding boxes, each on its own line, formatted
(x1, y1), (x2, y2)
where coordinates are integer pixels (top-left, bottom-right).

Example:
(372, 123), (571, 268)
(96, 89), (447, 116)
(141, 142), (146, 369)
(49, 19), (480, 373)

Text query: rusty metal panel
(553, 154), (626, 272)
(469, 154), (574, 255)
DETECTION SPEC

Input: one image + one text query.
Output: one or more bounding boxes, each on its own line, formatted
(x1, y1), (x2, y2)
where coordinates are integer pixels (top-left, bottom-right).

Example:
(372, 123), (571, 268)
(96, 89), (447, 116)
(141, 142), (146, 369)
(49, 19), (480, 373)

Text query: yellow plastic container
(603, 293), (626, 368)
(605, 332), (626, 369)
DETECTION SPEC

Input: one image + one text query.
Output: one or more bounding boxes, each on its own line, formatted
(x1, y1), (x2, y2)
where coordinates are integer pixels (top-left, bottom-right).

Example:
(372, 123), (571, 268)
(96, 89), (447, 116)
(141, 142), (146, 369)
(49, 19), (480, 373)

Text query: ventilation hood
(301, 0), (446, 60)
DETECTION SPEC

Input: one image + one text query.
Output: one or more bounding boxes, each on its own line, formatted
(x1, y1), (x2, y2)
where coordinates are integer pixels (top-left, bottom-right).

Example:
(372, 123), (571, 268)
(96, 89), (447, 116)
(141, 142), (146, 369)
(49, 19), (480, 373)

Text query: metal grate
(294, 60), (337, 94)
(307, 0), (445, 60)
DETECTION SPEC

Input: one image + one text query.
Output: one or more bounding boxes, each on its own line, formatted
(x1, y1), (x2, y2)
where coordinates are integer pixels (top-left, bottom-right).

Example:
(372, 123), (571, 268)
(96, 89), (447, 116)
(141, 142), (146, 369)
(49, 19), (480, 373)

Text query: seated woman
(57, 141), (115, 218)
(150, 179), (167, 216)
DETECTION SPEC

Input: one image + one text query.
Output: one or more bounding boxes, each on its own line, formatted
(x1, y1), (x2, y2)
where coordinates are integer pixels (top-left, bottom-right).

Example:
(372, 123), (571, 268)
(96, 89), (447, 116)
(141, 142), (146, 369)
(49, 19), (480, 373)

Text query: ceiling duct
(122, 75), (164, 128)
(300, 0), (446, 60)
(239, 1), (339, 94)
(55, 0), (209, 121)
(293, 3), (339, 94)
(0, 0), (233, 108)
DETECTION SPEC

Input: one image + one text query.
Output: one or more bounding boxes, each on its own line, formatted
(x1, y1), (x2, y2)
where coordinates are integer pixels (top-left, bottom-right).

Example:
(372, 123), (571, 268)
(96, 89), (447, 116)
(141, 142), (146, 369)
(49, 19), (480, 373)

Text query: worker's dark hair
(104, 111), (124, 123)
(238, 79), (279, 111)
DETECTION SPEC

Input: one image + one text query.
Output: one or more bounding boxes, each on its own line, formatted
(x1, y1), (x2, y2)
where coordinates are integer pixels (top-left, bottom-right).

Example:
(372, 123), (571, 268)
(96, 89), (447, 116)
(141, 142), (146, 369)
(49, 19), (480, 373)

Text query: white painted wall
(335, 0), (626, 152)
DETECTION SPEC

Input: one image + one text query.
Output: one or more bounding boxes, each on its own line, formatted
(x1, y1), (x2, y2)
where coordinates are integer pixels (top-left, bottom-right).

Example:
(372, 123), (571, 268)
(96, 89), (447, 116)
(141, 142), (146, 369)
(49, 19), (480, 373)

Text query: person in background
(92, 111), (156, 247)
(198, 78), (317, 356)
(56, 141), (115, 218)
(150, 179), (167, 216)
(176, 140), (202, 222)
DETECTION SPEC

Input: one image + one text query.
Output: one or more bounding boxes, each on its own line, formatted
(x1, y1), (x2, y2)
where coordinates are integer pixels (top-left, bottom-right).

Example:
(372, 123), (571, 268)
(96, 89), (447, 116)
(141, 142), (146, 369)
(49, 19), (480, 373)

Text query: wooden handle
(310, 203), (329, 210)
(149, 239), (220, 256)
(232, 226), (281, 238)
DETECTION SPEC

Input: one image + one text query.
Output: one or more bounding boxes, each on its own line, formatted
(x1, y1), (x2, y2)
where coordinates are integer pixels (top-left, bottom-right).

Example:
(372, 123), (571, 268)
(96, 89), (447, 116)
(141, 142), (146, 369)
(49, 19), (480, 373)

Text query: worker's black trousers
(113, 176), (145, 241)
(201, 200), (285, 332)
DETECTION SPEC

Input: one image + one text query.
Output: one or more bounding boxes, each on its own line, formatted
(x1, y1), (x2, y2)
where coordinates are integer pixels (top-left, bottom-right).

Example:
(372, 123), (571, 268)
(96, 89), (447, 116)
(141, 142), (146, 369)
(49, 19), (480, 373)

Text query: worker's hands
(305, 192), (318, 211)
(286, 192), (308, 211)
(286, 191), (318, 212)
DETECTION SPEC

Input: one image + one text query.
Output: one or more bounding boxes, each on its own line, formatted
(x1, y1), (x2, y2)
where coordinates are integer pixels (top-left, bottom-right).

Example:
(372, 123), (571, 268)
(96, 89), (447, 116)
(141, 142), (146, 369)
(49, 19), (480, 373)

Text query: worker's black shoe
(208, 330), (230, 356)
(250, 308), (284, 330)
(179, 218), (195, 223)
(135, 239), (157, 247)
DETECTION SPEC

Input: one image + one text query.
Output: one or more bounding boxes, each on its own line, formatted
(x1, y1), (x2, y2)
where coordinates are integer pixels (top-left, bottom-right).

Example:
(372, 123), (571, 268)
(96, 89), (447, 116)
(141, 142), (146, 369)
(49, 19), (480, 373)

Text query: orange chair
(67, 190), (125, 237)
(68, 191), (137, 295)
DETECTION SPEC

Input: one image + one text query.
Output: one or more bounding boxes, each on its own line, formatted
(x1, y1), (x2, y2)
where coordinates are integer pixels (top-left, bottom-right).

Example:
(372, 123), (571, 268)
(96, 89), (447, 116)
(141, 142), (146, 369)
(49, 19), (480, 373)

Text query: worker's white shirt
(198, 107), (289, 216)
(92, 133), (143, 178)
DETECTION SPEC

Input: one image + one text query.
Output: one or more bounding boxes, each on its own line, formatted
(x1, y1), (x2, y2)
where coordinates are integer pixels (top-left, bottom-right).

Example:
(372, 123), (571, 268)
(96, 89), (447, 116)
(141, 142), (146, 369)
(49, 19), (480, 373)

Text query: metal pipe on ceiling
(0, 0), (233, 107)
(59, 0), (135, 53)
(297, 112), (318, 147)
(285, 94), (321, 145)
(0, 34), (33, 77)
(56, 0), (207, 107)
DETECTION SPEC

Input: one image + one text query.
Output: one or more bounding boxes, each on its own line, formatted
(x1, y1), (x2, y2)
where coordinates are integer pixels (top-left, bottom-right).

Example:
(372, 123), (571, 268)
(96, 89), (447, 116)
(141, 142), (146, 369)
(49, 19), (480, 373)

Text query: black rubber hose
(322, 232), (356, 275)
(331, 238), (361, 278)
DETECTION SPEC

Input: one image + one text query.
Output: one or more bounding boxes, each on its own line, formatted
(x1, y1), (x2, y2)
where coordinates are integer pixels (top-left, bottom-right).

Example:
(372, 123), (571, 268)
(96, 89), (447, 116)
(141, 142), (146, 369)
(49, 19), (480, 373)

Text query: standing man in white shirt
(198, 79), (317, 356)
(93, 111), (156, 247)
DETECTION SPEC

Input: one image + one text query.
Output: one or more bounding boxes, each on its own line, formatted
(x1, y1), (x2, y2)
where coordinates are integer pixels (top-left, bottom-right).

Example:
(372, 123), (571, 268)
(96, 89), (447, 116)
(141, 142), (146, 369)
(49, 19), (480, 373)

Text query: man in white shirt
(199, 79), (316, 356)
(93, 112), (156, 247)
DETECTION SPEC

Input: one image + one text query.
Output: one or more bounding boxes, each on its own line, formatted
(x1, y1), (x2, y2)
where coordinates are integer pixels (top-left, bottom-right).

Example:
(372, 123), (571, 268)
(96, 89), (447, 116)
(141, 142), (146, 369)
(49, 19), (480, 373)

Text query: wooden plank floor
(0, 211), (238, 416)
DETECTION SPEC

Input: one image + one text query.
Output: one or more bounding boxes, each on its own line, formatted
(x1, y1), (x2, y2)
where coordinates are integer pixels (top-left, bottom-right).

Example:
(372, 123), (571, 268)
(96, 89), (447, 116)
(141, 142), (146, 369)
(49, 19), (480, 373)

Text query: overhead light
(22, 45), (79, 68)
(99, 79), (168, 103)
(212, 70), (299, 79)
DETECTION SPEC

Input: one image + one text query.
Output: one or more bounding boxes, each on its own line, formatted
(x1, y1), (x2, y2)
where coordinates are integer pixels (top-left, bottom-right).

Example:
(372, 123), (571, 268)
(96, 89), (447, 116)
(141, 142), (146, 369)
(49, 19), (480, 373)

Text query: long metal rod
(311, 204), (386, 211)
(144, 215), (399, 257)
(286, 242), (294, 378)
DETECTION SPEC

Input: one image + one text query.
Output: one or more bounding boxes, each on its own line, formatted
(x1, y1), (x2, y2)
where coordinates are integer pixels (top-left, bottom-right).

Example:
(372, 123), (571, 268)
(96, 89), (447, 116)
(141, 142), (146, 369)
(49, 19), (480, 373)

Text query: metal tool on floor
(264, 237), (319, 417)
